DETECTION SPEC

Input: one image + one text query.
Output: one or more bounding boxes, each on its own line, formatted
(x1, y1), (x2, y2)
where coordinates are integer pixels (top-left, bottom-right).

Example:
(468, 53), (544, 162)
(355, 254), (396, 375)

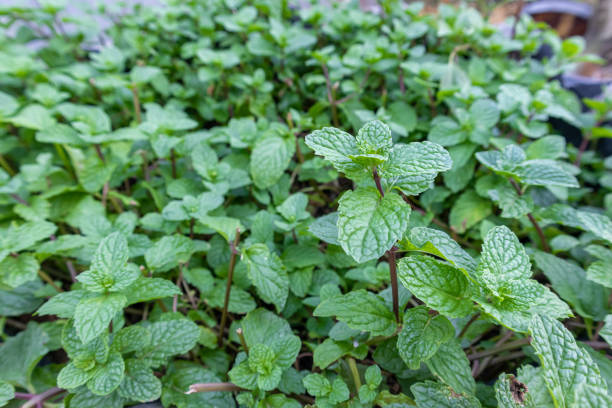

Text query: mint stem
(509, 179), (550, 252)
(387, 247), (400, 323)
(218, 228), (241, 346)
(373, 167), (400, 323)
(186, 382), (242, 394)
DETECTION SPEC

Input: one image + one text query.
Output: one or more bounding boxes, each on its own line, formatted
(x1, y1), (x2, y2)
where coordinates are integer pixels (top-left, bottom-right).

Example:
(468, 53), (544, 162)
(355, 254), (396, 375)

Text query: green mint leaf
(475, 279), (571, 333)
(0, 381), (14, 407)
(398, 255), (473, 318)
(529, 314), (607, 407)
(313, 289), (397, 336)
(240, 308), (296, 349)
(397, 306), (454, 369)
(303, 373), (332, 398)
(248, 343), (283, 391)
(411, 381), (482, 407)
(477, 226), (531, 290)
(536, 205), (612, 245)
(355, 120), (392, 155)
(514, 160), (579, 188)
(337, 187), (410, 263)
(534, 252), (608, 321)
(228, 360), (257, 391)
(0, 253), (39, 289)
(37, 290), (90, 319)
(379, 141), (452, 179)
(145, 235), (195, 273)
(365, 365), (382, 387)
(426, 339), (475, 395)
(123, 277), (181, 305)
(91, 232), (128, 279)
(111, 326), (151, 354)
(58, 361), (94, 390)
(329, 377), (350, 404)
(572, 383), (612, 408)
(305, 127), (360, 174)
(469, 99), (499, 129)
(309, 212), (339, 246)
(87, 351), (125, 396)
(242, 243), (289, 313)
(70, 387), (125, 408)
(401, 227), (478, 275)
(1, 220), (57, 253)
(250, 135), (294, 189)
(0, 323), (49, 389)
(313, 338), (356, 370)
(136, 317), (199, 368)
(117, 359), (162, 402)
(449, 190), (492, 234)
(584, 245), (612, 288)
(74, 293), (127, 344)
(277, 193), (310, 223)
(599, 315), (612, 346)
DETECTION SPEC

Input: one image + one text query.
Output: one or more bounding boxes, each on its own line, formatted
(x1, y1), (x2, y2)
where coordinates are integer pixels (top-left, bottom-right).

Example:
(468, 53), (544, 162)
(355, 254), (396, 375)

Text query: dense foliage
(0, 0), (611, 407)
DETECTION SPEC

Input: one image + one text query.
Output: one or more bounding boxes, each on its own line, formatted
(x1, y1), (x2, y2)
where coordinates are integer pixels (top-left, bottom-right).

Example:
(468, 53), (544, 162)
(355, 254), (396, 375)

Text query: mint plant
(0, 1), (611, 407)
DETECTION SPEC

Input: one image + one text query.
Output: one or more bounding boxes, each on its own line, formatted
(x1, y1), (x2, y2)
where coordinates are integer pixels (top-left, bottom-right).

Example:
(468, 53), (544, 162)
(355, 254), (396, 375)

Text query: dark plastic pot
(522, 0), (592, 37)
(521, 1), (612, 156)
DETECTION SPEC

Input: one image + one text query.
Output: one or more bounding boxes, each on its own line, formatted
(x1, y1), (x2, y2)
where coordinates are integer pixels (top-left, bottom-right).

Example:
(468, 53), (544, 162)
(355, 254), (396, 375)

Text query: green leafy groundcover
(0, 0), (611, 407)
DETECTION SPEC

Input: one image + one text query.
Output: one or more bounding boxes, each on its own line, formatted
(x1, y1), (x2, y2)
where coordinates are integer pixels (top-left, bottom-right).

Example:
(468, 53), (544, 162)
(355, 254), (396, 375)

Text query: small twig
(458, 313), (480, 338)
(347, 357), (362, 391)
(101, 182), (109, 209)
(236, 328), (249, 354)
(66, 261), (77, 282)
(490, 351), (525, 366)
(372, 168), (385, 198)
(94, 144), (105, 163)
(218, 228), (241, 345)
(21, 387), (64, 408)
(509, 179), (550, 252)
(574, 136), (589, 167)
(468, 337), (530, 361)
(387, 247), (400, 323)
(140, 151), (150, 181)
(131, 85), (142, 123)
(179, 264), (197, 310)
(10, 194), (28, 206)
(170, 149), (177, 179)
(474, 331), (516, 377)
(321, 62), (339, 127)
(186, 383), (243, 394)
(38, 270), (63, 292)
(0, 154), (15, 176)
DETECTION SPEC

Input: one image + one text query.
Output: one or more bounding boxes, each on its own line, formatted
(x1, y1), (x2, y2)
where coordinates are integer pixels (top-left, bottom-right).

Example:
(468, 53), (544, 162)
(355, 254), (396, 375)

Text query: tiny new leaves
(337, 187), (410, 263)
(355, 120), (393, 155)
(472, 227), (571, 332)
(78, 232), (139, 292)
(397, 306), (454, 369)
